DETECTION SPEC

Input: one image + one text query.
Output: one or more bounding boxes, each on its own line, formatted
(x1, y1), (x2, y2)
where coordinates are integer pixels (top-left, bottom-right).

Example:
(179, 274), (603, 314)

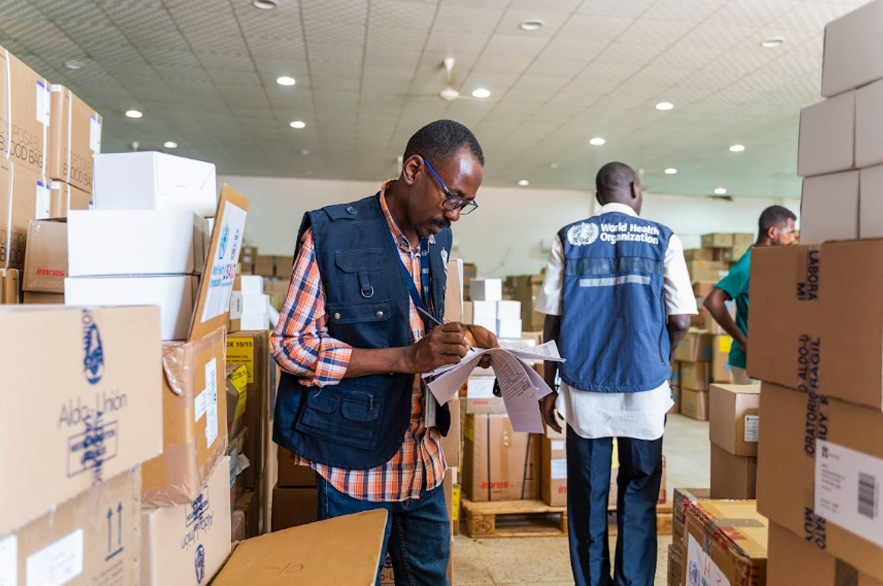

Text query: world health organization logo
(567, 222), (598, 246)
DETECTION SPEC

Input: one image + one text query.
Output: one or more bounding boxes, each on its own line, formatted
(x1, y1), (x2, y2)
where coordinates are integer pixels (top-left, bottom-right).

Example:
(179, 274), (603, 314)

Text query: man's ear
(401, 155), (422, 186)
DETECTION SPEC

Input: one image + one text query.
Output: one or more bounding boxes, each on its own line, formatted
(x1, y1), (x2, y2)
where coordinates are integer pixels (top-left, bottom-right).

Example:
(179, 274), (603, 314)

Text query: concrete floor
(452, 414), (710, 586)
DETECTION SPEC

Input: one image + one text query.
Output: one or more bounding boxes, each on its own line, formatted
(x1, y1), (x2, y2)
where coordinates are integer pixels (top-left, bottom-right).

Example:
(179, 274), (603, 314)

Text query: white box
(65, 275), (198, 340)
(469, 278), (502, 301)
(799, 171), (859, 244)
(797, 92), (855, 177)
(497, 318), (522, 339)
(496, 300), (522, 321)
(241, 293), (268, 314)
(473, 317), (497, 335)
(240, 312), (269, 330)
(240, 274), (264, 295)
(822, 0), (883, 98)
(472, 300), (497, 321)
(860, 164), (883, 238)
(67, 210), (209, 276)
(466, 376), (496, 398)
(93, 152), (218, 217)
(855, 78), (883, 167)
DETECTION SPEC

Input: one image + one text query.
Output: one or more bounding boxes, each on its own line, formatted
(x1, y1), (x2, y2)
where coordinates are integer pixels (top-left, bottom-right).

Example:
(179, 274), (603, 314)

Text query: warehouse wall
(220, 174), (800, 277)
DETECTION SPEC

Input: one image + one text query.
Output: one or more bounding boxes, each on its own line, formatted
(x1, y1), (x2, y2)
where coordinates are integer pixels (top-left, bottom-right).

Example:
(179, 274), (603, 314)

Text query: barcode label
(816, 440), (883, 548)
(859, 473), (878, 519)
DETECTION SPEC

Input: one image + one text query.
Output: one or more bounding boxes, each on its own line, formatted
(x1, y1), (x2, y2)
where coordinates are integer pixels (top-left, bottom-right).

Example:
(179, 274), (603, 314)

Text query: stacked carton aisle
(671, 232), (746, 419)
(748, 1), (883, 582)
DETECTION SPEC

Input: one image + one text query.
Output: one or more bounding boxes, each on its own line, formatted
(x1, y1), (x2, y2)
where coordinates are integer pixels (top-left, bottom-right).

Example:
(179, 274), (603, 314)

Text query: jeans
(566, 425), (664, 586)
(317, 476), (451, 586)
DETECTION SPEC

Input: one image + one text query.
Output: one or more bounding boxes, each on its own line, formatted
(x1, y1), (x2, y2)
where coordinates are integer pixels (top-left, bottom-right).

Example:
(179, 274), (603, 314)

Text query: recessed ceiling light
(289, 120), (306, 129)
(252, 0), (277, 9)
(729, 144), (745, 152)
(64, 59), (84, 70)
(589, 137), (606, 146)
(472, 88), (491, 99)
(163, 141), (178, 149)
(761, 37), (785, 48)
(518, 179), (530, 186)
(655, 101), (674, 111)
(549, 162), (559, 169)
(520, 19), (544, 31)
(301, 149), (310, 156)
(276, 76), (296, 86)
(664, 168), (678, 175)
(125, 110), (143, 119)
(714, 187), (727, 195)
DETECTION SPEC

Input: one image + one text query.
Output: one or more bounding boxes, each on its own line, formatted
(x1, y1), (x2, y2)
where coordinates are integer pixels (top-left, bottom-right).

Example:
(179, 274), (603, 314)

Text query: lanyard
(395, 236), (433, 331)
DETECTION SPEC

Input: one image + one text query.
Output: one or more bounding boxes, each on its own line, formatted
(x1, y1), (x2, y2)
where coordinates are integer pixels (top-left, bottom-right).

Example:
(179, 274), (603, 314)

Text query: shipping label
(201, 202), (247, 323)
(0, 535), (17, 586)
(744, 415), (759, 443)
(35, 180), (50, 219)
(551, 459), (567, 480)
(25, 530), (83, 586)
(89, 114), (101, 153)
(35, 80), (50, 127)
(816, 440), (883, 548)
(685, 533), (731, 586)
(204, 359), (219, 448)
(227, 338), (255, 383)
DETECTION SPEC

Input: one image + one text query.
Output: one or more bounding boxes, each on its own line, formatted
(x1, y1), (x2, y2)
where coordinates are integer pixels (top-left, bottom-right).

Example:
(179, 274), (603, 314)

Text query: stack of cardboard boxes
(468, 278), (523, 338)
(748, 2), (883, 582)
(672, 330), (713, 420)
(504, 273), (546, 332)
(708, 384), (760, 499)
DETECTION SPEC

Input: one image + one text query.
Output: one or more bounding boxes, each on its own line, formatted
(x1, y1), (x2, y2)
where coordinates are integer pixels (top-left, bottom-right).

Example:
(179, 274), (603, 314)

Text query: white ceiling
(0, 0), (868, 197)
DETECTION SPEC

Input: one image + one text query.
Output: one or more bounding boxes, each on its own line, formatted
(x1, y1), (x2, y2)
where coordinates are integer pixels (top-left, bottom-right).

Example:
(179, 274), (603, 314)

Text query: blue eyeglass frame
(420, 156), (479, 215)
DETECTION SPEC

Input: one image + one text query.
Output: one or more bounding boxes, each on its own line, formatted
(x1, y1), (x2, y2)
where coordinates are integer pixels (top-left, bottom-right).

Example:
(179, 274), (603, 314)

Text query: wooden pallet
(461, 498), (567, 538)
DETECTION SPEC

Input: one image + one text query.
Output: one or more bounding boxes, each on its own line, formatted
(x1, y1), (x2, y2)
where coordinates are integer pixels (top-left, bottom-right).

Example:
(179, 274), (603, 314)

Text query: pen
(416, 306), (477, 353)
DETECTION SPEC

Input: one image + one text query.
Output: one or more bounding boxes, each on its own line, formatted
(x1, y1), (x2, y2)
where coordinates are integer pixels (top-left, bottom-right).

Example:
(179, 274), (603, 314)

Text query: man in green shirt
(704, 206), (797, 384)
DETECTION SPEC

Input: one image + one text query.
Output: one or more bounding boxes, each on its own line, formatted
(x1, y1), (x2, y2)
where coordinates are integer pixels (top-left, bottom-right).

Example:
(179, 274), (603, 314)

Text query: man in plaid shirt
(272, 120), (496, 586)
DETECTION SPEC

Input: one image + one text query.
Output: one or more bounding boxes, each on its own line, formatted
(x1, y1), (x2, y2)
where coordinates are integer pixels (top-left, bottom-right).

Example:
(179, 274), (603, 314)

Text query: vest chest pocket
(335, 248), (385, 300)
(296, 385), (385, 450)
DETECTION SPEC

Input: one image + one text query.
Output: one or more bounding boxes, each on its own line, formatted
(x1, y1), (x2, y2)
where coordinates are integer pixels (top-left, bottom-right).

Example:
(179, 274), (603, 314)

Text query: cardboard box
(0, 267), (20, 303)
(692, 280), (716, 299)
(856, 78), (883, 168)
(860, 163), (883, 239)
(767, 521), (883, 586)
(211, 509), (387, 585)
(232, 491), (258, 541)
(48, 85), (101, 192)
(0, 48), (50, 175)
(679, 360), (711, 391)
(0, 468), (141, 586)
(50, 180), (91, 217)
(23, 218), (66, 293)
(0, 305), (162, 536)
(141, 456), (232, 586)
(711, 335), (733, 382)
(463, 414), (540, 502)
(757, 382), (883, 579)
(497, 299), (521, 321)
(141, 327), (228, 506)
(541, 435), (567, 506)
(669, 383), (681, 414)
(253, 254), (276, 277)
(710, 443), (756, 499)
(441, 397), (461, 468)
(0, 160), (49, 269)
(227, 427), (248, 507)
(22, 291), (62, 303)
(800, 171), (859, 244)
(682, 500), (768, 586)
(668, 543), (683, 586)
(444, 258), (463, 322)
(749, 241), (883, 410)
(672, 487), (711, 545)
(271, 486), (318, 531)
(64, 275), (199, 341)
(226, 364), (248, 437)
(93, 152), (217, 217)
(469, 278), (502, 301)
(497, 318), (522, 338)
(277, 449), (317, 487)
(680, 388), (708, 421)
(227, 331), (272, 492)
(701, 233), (734, 248)
(798, 92), (855, 177)
(822, 0), (883, 98)
(67, 210), (209, 276)
(685, 248), (714, 262)
(709, 383), (760, 457)
(465, 396), (507, 414)
(471, 300), (497, 322)
(686, 260), (728, 282)
(674, 330), (713, 363)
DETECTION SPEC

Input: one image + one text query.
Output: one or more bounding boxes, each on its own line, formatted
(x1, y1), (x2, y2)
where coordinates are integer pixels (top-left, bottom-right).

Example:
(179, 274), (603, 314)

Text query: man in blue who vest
(272, 120), (497, 586)
(536, 161), (696, 586)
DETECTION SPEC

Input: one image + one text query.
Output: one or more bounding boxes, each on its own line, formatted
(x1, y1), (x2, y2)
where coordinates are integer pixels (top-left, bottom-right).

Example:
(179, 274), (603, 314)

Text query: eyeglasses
(420, 156), (479, 215)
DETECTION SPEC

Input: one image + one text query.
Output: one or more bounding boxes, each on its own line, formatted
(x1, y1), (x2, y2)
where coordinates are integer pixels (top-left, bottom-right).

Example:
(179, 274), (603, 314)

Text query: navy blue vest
(558, 211), (673, 393)
(273, 194), (452, 470)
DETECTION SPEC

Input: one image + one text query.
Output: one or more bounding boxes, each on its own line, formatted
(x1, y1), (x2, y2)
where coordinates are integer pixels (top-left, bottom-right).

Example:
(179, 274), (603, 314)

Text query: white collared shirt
(535, 203), (697, 440)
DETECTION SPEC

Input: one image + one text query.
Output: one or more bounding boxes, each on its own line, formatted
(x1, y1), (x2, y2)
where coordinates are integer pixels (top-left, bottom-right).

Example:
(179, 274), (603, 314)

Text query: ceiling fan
(427, 57), (490, 102)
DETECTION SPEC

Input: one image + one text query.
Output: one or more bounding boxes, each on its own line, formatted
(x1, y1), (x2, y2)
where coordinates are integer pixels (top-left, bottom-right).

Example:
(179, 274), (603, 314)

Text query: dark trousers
(566, 425), (664, 586)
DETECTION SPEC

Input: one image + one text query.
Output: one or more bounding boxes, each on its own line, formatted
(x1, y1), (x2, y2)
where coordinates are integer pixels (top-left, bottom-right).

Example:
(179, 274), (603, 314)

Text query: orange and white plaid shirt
(271, 181), (446, 502)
